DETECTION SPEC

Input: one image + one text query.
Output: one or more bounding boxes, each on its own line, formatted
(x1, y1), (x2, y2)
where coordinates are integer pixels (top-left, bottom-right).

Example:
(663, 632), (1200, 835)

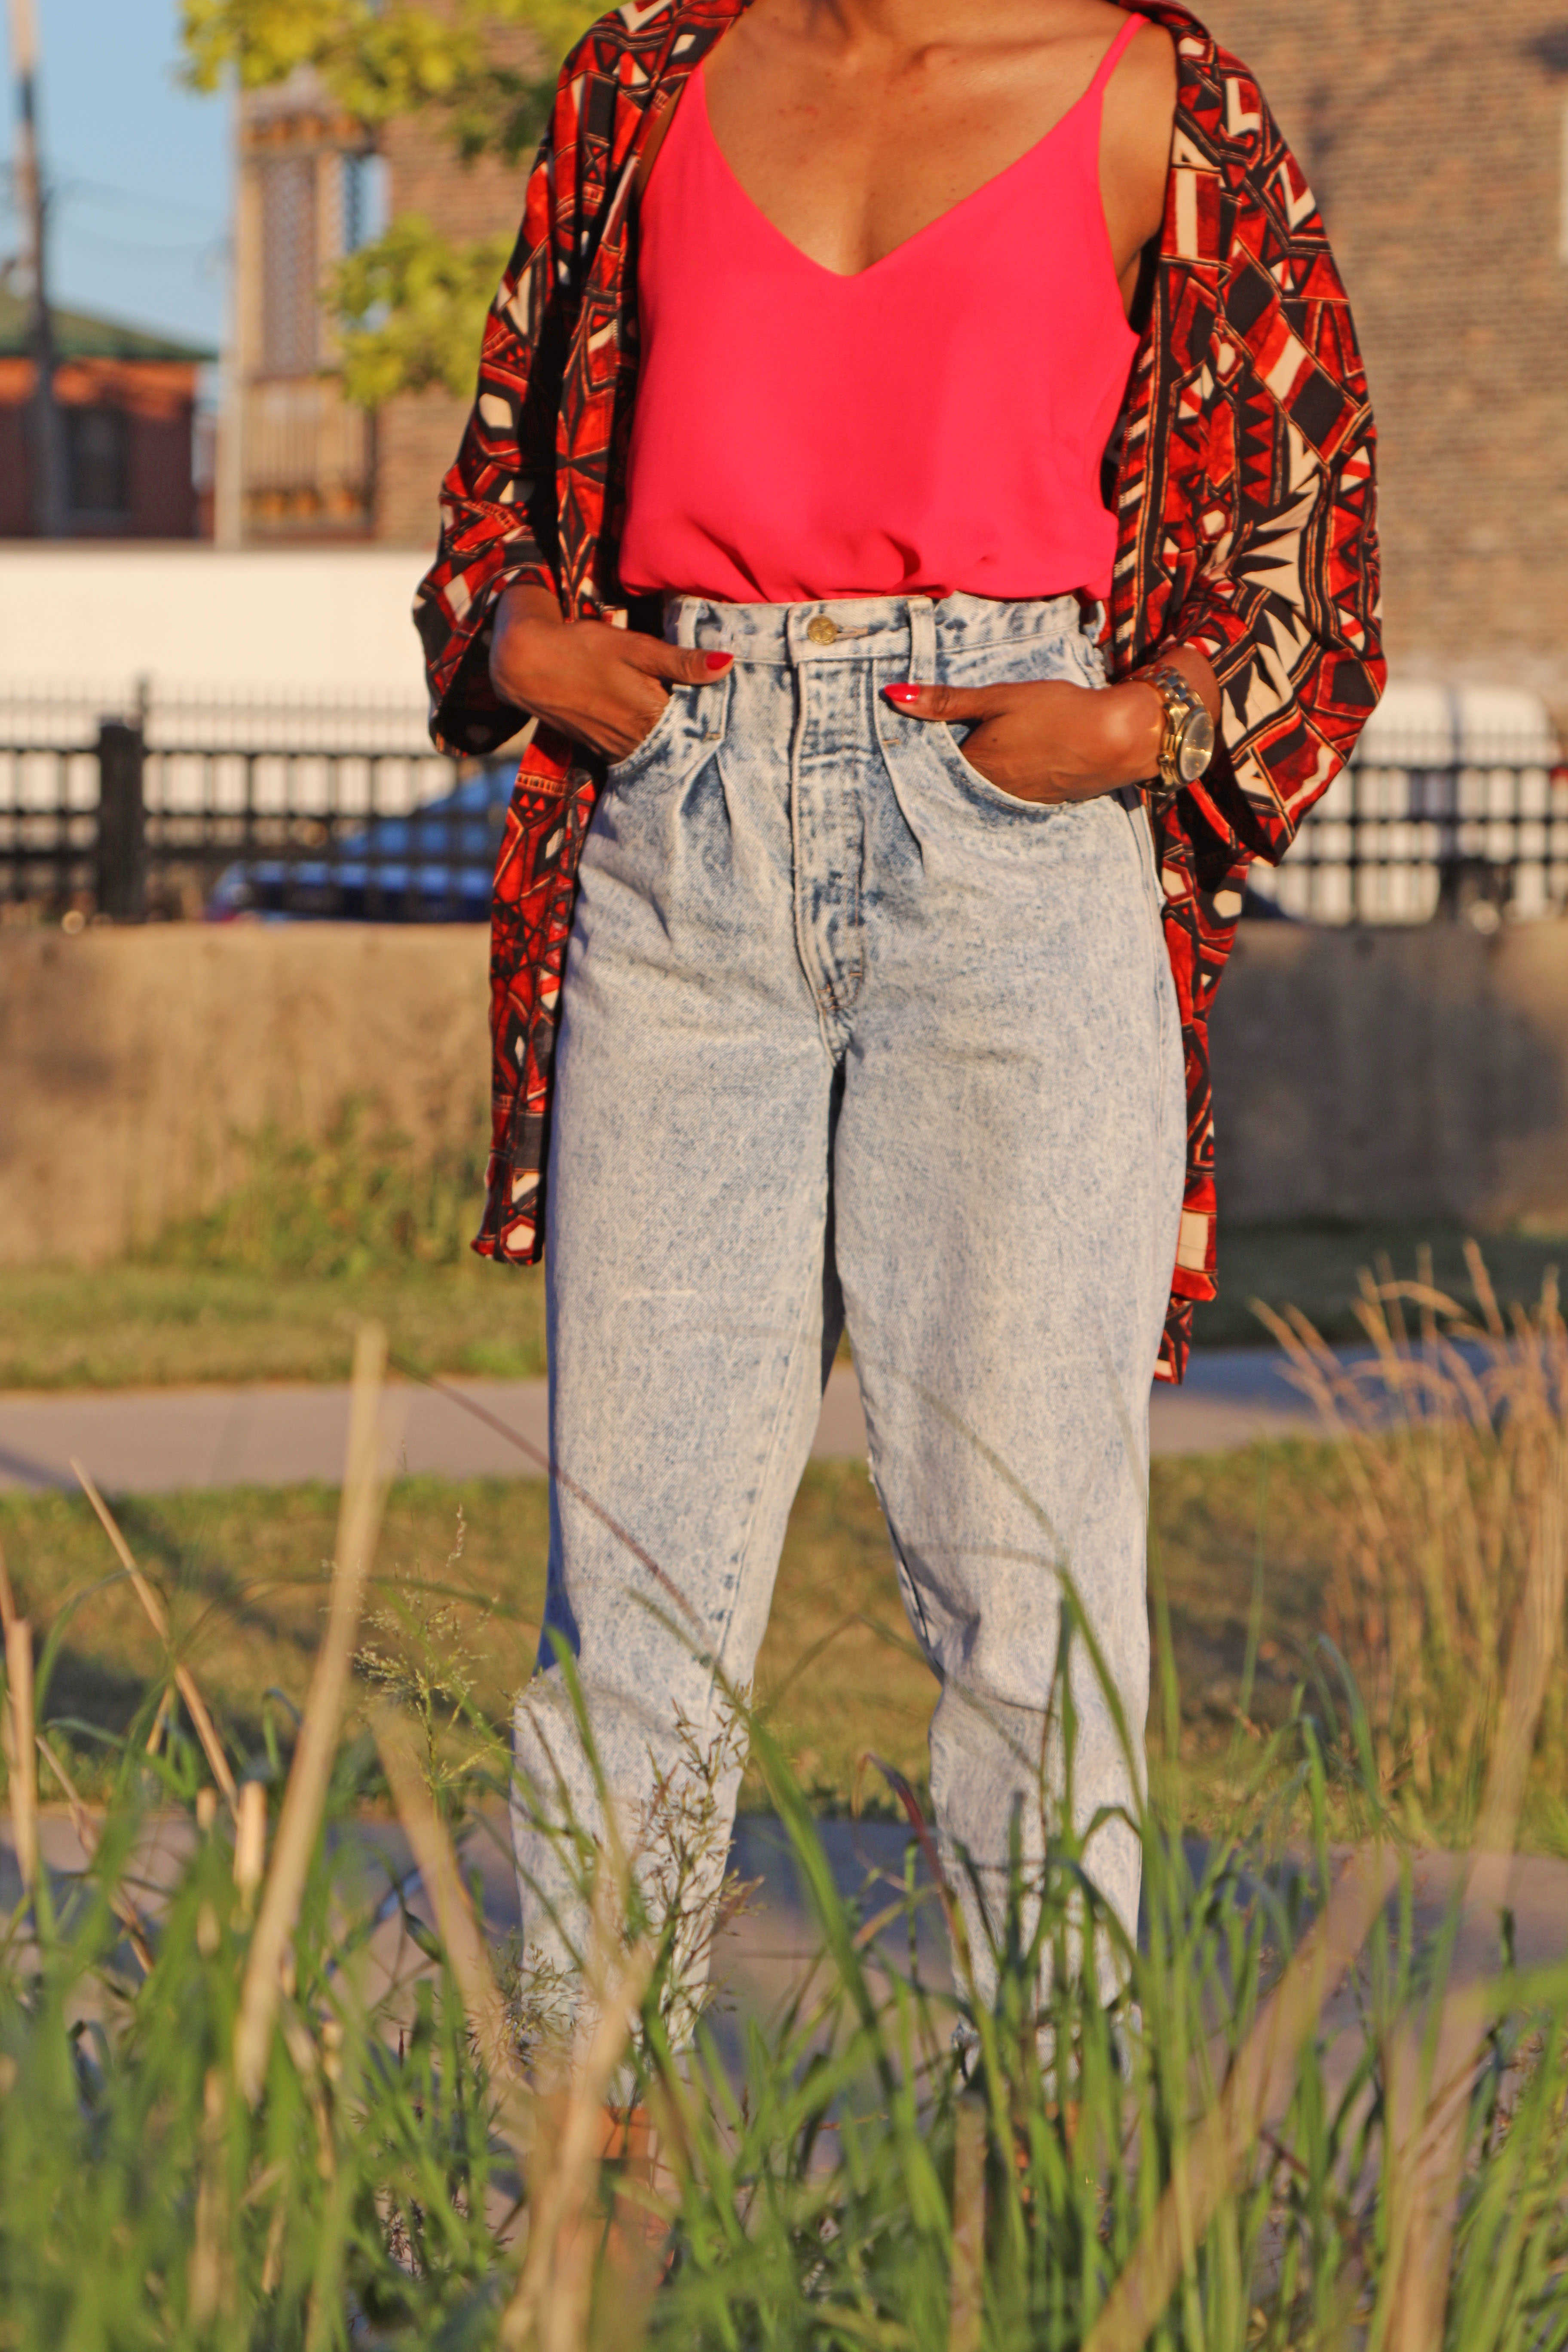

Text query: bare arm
(489, 584), (731, 763)
(880, 24), (1216, 809)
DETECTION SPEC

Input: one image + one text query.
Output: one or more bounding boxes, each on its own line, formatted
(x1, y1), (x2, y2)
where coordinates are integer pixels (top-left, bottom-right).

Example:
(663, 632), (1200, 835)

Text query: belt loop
(670, 596), (699, 650)
(908, 596), (937, 686)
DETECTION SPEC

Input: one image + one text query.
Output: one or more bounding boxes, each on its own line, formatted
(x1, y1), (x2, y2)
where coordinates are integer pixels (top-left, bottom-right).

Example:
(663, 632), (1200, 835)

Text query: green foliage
(181, 0), (548, 120)
(146, 1100), (488, 1280)
(179, 0), (603, 404)
(331, 217), (515, 405)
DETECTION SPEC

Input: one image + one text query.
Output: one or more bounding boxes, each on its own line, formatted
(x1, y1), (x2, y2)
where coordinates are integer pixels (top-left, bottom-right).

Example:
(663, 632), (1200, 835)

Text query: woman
(416, 0), (1383, 2040)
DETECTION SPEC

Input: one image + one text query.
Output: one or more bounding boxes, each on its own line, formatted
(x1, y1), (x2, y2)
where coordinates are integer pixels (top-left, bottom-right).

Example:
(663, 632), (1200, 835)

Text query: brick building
(227, 3), (1568, 714)
(0, 291), (211, 539)
(221, 76), (380, 540)
(223, 59), (532, 550)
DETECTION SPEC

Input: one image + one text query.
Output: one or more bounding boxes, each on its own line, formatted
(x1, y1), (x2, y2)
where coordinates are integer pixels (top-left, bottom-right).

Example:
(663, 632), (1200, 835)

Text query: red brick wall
(0, 377), (29, 535)
(0, 356), (200, 539)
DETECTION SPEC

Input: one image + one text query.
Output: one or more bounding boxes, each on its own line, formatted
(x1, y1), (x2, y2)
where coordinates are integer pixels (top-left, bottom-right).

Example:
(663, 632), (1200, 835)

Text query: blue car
(207, 765), (513, 921)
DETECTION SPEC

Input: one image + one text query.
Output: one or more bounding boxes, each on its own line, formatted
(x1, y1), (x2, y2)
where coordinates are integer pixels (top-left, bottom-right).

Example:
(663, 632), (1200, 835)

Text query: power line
(0, 155), (223, 229)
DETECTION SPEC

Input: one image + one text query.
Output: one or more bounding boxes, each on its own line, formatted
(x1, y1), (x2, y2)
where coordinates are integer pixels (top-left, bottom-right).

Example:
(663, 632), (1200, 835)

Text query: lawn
(0, 1445), (1360, 1826)
(6, 1221), (1566, 1389)
(0, 1260), (548, 1390)
(1189, 1216), (1568, 1346)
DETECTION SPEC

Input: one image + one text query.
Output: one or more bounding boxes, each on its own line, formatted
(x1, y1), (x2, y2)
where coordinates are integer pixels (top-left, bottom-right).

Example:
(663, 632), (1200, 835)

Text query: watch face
(1177, 706), (1216, 784)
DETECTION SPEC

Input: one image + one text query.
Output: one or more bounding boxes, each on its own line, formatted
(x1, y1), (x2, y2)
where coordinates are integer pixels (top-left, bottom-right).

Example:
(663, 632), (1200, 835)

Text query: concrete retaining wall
(1208, 921), (1568, 1228)
(3, 918), (1567, 1269)
(0, 924), (488, 1266)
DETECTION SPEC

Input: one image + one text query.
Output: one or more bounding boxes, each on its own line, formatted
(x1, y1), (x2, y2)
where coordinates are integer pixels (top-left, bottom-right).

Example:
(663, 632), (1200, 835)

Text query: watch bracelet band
(1133, 659), (1205, 804)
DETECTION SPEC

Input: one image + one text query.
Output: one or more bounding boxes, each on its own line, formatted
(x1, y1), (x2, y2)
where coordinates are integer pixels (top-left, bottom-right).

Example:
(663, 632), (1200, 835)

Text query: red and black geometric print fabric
(413, 0), (1384, 1384)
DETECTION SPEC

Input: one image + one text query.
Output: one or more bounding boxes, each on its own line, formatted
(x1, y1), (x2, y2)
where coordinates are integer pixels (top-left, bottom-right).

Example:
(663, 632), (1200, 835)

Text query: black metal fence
(2, 689), (1565, 927)
(1246, 744), (1568, 929)
(0, 687), (507, 923)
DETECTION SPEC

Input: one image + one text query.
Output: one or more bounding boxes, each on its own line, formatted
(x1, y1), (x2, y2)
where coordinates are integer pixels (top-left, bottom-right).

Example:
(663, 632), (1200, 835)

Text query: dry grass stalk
(500, 1865), (657, 2352)
(948, 2095), (987, 2352)
(70, 1459), (239, 1810)
(3, 1612), (39, 1899)
(1382, 1424), (1568, 2352)
(232, 1778), (267, 1916)
(1082, 1842), (1399, 2352)
(34, 1730), (156, 1974)
(1253, 1254), (1568, 1813)
(188, 2066), (232, 2326)
(234, 1323), (395, 2106)
(371, 1703), (532, 2152)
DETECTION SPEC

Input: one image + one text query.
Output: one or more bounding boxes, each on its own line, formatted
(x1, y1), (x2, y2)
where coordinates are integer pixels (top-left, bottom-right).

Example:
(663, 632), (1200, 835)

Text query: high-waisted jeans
(512, 590), (1185, 2039)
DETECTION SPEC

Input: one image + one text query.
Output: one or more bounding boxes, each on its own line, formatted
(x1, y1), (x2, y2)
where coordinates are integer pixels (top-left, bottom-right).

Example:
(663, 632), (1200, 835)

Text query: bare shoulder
(1110, 18), (1179, 125)
(1100, 17), (1177, 254)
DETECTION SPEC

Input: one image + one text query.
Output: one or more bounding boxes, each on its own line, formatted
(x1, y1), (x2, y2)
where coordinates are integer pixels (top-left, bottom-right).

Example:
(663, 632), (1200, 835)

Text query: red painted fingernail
(883, 683), (920, 707)
(704, 651), (732, 671)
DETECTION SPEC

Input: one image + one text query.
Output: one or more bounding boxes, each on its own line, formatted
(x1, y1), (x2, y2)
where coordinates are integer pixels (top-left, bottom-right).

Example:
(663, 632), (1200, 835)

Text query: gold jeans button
(806, 615), (839, 645)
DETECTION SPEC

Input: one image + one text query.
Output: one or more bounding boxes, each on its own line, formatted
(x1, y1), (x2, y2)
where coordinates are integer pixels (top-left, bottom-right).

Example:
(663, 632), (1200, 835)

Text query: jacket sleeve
(412, 63), (583, 758)
(1163, 95), (1385, 866)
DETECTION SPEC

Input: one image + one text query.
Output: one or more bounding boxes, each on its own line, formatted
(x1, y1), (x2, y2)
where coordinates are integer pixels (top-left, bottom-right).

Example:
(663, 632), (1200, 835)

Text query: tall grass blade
(1384, 1424), (1568, 2351)
(501, 1863), (657, 2352)
(3, 1614), (38, 1899)
(34, 1729), (155, 1972)
(232, 1775), (266, 1914)
(1084, 1841), (1399, 2352)
(948, 2094), (986, 2352)
(234, 1320), (394, 2104)
(70, 1457), (239, 1809)
(372, 1699), (531, 2148)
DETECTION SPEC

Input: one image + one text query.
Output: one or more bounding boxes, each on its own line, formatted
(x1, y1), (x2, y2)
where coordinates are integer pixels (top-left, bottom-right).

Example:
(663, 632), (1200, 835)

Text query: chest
(701, 26), (1130, 280)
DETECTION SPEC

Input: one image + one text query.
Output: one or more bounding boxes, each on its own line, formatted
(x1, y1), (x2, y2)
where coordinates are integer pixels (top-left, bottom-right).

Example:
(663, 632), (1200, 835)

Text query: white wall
(0, 545), (434, 707)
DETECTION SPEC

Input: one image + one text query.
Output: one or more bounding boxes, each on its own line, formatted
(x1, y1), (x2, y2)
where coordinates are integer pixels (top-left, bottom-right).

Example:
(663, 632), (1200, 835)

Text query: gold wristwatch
(1139, 662), (1216, 805)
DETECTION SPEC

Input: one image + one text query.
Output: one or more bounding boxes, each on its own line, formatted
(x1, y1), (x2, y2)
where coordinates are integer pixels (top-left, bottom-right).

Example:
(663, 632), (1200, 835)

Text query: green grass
(4, 1508), (1568, 2348)
(0, 1440), (1522, 1844)
(6, 1217), (1567, 1391)
(0, 1100), (548, 1390)
(0, 1261), (547, 1390)
(1193, 1217), (1568, 1348)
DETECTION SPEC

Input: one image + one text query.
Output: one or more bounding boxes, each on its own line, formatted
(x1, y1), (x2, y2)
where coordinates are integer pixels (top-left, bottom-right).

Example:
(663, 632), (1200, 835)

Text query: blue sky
(3, 0), (229, 352)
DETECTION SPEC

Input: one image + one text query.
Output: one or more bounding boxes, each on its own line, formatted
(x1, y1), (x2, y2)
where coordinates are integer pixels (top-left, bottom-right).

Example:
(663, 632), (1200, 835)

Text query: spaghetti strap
(1085, 11), (1146, 104)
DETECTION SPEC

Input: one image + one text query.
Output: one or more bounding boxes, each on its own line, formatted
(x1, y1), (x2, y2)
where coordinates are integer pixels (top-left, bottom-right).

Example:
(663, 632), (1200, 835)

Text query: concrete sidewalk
(0, 1352), (1325, 1498)
(0, 1353), (1325, 1497)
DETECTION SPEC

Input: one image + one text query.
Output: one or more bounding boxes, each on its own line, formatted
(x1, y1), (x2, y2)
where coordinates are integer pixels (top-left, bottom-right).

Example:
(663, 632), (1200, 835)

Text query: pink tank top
(619, 15), (1143, 608)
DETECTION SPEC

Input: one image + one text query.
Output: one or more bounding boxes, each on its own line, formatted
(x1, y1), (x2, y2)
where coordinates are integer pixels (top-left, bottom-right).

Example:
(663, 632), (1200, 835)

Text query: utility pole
(7, 0), (67, 535)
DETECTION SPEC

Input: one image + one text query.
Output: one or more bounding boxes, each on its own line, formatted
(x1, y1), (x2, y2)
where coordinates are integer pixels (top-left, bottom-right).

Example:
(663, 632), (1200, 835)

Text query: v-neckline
(692, 25), (1133, 285)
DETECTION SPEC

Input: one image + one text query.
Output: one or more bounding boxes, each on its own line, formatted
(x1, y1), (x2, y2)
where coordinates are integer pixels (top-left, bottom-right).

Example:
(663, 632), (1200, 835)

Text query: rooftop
(0, 288), (215, 364)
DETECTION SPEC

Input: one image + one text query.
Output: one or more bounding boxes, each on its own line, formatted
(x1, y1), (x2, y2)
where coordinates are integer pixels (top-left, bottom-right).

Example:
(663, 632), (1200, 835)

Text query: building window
(260, 153), (319, 376)
(341, 151), (387, 254)
(66, 406), (130, 515)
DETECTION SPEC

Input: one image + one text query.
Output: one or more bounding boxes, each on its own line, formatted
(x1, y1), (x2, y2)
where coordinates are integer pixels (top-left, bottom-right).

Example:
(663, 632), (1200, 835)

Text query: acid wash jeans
(512, 589), (1185, 2046)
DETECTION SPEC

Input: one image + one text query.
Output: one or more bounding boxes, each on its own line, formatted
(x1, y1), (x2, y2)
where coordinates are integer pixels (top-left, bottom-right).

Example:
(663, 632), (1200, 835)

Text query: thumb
(634, 639), (735, 686)
(882, 681), (1014, 723)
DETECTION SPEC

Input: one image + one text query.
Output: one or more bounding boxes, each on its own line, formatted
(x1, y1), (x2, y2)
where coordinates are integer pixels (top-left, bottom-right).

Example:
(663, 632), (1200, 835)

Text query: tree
(181, 0), (600, 402)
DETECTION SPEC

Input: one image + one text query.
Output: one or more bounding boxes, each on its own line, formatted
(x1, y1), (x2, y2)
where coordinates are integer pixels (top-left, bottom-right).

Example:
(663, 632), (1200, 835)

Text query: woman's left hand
(883, 677), (1165, 805)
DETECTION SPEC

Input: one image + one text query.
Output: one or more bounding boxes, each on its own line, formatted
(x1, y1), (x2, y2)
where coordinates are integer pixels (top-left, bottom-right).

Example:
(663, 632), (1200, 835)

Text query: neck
(767, 0), (1064, 54)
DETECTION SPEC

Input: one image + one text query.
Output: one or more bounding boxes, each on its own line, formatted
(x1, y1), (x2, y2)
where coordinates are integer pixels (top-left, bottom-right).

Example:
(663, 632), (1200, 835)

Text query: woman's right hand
(489, 583), (732, 764)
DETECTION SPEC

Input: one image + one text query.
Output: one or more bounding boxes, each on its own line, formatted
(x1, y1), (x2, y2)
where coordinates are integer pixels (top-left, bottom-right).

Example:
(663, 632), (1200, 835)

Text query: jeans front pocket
(931, 721), (1069, 820)
(604, 687), (686, 790)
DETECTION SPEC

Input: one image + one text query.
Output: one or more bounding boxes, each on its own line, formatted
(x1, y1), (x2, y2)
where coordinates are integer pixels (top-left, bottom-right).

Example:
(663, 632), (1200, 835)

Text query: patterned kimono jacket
(413, 0), (1385, 1381)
